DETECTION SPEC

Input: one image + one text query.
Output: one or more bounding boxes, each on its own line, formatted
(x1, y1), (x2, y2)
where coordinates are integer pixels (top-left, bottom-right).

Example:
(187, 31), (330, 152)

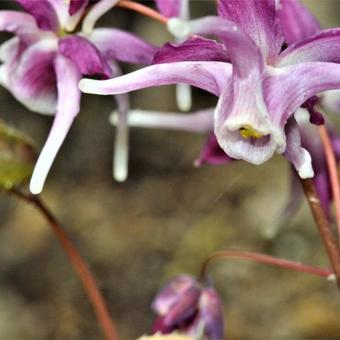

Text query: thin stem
(117, 1), (168, 24)
(301, 179), (340, 290)
(7, 188), (118, 340)
(319, 125), (340, 244)
(199, 250), (333, 282)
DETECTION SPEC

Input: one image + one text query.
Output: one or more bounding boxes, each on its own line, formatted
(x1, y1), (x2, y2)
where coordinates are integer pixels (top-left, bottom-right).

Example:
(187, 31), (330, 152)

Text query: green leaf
(0, 120), (37, 189)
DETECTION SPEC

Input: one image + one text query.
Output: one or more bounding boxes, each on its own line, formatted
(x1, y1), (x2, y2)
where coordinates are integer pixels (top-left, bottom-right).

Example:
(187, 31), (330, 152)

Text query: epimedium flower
(151, 275), (224, 340)
(0, 0), (157, 194)
(80, 0), (340, 179)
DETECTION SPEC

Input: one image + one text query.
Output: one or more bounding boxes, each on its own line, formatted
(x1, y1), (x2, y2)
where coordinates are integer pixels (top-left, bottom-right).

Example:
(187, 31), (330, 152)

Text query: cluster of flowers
(2, 0), (340, 338)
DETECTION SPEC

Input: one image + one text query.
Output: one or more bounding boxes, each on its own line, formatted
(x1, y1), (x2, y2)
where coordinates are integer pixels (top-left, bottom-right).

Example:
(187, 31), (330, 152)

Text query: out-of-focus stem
(199, 249), (333, 282)
(319, 125), (340, 244)
(7, 188), (118, 340)
(117, 1), (168, 24)
(301, 179), (340, 290)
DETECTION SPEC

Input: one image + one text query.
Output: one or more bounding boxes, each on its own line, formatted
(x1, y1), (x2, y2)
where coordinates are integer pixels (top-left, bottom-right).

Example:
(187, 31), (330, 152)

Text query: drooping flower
(80, 0), (340, 179)
(0, 0), (157, 193)
(151, 275), (224, 340)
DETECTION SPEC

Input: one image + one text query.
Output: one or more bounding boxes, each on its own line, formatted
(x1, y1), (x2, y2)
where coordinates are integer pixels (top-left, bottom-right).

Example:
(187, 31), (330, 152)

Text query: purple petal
(0, 39), (57, 115)
(214, 71), (285, 165)
(217, 0), (283, 62)
(0, 11), (44, 44)
(283, 116), (313, 178)
(16, 0), (60, 32)
(167, 16), (263, 78)
(155, 0), (188, 18)
(195, 133), (233, 167)
(29, 54), (81, 194)
(79, 61), (232, 97)
(152, 275), (199, 316)
(162, 285), (200, 330)
(69, 0), (89, 15)
(194, 288), (224, 340)
(153, 37), (229, 64)
(278, 0), (320, 45)
(59, 35), (111, 78)
(278, 29), (340, 66)
(90, 28), (157, 65)
(266, 62), (340, 127)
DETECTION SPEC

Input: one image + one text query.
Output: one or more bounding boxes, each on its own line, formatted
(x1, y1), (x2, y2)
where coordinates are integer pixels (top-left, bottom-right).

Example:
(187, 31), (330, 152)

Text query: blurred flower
(80, 0), (340, 178)
(151, 275), (224, 340)
(0, 0), (157, 193)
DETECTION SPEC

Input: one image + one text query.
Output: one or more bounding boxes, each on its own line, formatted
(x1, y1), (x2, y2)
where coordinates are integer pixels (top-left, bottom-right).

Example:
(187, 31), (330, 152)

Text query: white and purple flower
(80, 0), (340, 179)
(0, 0), (157, 193)
(151, 275), (224, 340)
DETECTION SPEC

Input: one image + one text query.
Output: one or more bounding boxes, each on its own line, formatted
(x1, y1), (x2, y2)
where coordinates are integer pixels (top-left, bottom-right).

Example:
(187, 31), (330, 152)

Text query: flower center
(239, 125), (263, 139)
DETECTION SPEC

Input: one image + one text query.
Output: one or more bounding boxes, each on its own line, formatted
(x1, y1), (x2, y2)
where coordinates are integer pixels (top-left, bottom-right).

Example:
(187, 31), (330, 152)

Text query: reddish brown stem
(8, 188), (118, 340)
(117, 0), (168, 24)
(301, 179), (340, 290)
(200, 249), (333, 282)
(319, 125), (340, 244)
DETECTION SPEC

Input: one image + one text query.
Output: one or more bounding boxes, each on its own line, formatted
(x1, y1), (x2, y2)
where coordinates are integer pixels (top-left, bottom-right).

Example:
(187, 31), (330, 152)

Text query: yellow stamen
(239, 125), (263, 139)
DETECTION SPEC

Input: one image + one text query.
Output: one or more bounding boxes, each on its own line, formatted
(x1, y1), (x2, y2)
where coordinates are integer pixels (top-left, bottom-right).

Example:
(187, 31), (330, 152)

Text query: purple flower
(80, 0), (340, 179)
(151, 275), (224, 339)
(0, 0), (157, 193)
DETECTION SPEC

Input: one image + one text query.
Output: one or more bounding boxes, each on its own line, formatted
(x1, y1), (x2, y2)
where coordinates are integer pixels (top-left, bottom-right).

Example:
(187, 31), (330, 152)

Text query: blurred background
(1, 0), (340, 338)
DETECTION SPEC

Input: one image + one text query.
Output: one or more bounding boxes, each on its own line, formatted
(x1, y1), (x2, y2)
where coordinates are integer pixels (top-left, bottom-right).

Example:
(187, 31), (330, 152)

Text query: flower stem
(318, 125), (340, 244)
(117, 1), (168, 24)
(300, 178), (340, 290)
(7, 188), (118, 340)
(199, 249), (333, 282)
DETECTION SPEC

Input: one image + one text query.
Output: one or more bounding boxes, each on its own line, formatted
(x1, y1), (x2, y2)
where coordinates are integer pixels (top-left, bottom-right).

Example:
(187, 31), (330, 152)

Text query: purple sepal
(197, 288), (224, 340)
(69, 0), (89, 15)
(153, 37), (229, 64)
(195, 133), (233, 167)
(59, 35), (111, 78)
(15, 0), (59, 32)
(302, 97), (325, 125)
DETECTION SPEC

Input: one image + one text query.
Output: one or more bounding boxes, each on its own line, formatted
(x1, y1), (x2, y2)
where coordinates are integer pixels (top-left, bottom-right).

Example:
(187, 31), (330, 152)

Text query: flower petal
(79, 61), (232, 97)
(81, 0), (119, 34)
(195, 133), (233, 167)
(90, 28), (157, 65)
(278, 0), (320, 44)
(0, 11), (46, 44)
(16, 0), (60, 32)
(153, 37), (229, 64)
(69, 0), (89, 15)
(283, 116), (313, 178)
(0, 39), (58, 115)
(59, 35), (111, 78)
(167, 16), (263, 78)
(277, 29), (340, 66)
(217, 0), (283, 62)
(29, 54), (81, 194)
(193, 288), (224, 340)
(266, 62), (340, 126)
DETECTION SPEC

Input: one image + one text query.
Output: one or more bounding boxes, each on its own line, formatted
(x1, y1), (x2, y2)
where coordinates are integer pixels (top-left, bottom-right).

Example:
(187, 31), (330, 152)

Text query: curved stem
(117, 1), (168, 24)
(319, 125), (340, 244)
(300, 178), (340, 290)
(7, 188), (118, 340)
(199, 249), (333, 282)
